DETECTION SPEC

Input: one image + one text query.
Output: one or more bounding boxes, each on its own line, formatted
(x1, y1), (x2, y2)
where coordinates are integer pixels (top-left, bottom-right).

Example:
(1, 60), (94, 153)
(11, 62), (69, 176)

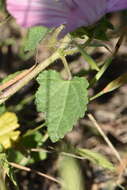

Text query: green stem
(90, 30), (125, 88)
(59, 50), (72, 80)
(0, 51), (60, 104)
(73, 40), (99, 71)
(64, 48), (79, 56)
(89, 57), (113, 88)
(0, 36), (75, 104)
(0, 165), (8, 190)
(0, 180), (7, 190)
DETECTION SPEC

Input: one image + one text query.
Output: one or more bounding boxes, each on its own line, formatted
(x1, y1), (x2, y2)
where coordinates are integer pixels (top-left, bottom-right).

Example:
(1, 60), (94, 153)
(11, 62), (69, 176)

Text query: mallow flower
(6, 0), (127, 37)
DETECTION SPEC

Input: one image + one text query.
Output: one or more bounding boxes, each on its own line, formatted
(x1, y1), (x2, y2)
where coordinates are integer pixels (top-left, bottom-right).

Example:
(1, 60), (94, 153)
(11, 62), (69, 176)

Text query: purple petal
(60, 0), (107, 37)
(6, 0), (69, 27)
(6, 0), (107, 31)
(6, 0), (127, 38)
(107, 0), (127, 12)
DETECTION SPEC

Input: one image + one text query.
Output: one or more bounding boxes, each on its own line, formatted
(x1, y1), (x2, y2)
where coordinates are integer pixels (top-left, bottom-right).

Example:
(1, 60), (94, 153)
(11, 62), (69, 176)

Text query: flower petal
(107, 0), (127, 12)
(60, 0), (107, 37)
(6, 0), (127, 38)
(6, 0), (68, 27)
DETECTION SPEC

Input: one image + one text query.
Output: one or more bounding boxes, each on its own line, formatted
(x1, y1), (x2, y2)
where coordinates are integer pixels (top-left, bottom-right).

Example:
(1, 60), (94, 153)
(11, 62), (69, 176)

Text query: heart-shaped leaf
(35, 70), (89, 142)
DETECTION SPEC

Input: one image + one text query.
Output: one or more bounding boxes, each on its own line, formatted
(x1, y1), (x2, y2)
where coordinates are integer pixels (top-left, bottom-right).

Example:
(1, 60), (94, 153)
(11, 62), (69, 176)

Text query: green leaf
(59, 156), (85, 190)
(24, 26), (50, 51)
(90, 42), (111, 53)
(71, 17), (113, 40)
(75, 43), (99, 71)
(91, 72), (127, 101)
(0, 153), (18, 187)
(8, 147), (47, 166)
(22, 131), (44, 148)
(35, 70), (89, 142)
(29, 151), (47, 164)
(7, 149), (29, 166)
(77, 148), (114, 171)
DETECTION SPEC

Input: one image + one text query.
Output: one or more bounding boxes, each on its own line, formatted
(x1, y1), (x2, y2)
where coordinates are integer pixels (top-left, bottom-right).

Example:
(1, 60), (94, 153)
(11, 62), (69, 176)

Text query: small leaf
(71, 17), (113, 41)
(22, 131), (44, 148)
(75, 43), (99, 71)
(24, 26), (50, 51)
(35, 70), (89, 142)
(0, 153), (17, 187)
(91, 72), (127, 100)
(7, 149), (29, 166)
(77, 148), (114, 171)
(29, 151), (47, 164)
(8, 147), (47, 165)
(102, 72), (127, 93)
(59, 156), (85, 190)
(90, 42), (112, 53)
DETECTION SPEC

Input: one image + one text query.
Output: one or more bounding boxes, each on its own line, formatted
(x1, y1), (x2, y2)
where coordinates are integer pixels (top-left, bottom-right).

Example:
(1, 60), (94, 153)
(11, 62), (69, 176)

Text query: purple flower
(6, 0), (127, 37)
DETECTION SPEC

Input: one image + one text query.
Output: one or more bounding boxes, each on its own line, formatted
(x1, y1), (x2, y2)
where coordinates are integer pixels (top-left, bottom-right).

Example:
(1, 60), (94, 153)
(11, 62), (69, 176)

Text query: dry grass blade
(88, 114), (122, 164)
(9, 162), (61, 185)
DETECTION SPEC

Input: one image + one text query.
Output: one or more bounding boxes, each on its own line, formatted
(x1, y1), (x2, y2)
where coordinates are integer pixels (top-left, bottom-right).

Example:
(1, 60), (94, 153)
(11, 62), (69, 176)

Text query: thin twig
(0, 36), (72, 104)
(0, 51), (59, 103)
(60, 152), (84, 160)
(88, 113), (122, 163)
(0, 64), (36, 91)
(30, 148), (84, 160)
(9, 162), (61, 185)
(113, 28), (126, 57)
(0, 165), (8, 190)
